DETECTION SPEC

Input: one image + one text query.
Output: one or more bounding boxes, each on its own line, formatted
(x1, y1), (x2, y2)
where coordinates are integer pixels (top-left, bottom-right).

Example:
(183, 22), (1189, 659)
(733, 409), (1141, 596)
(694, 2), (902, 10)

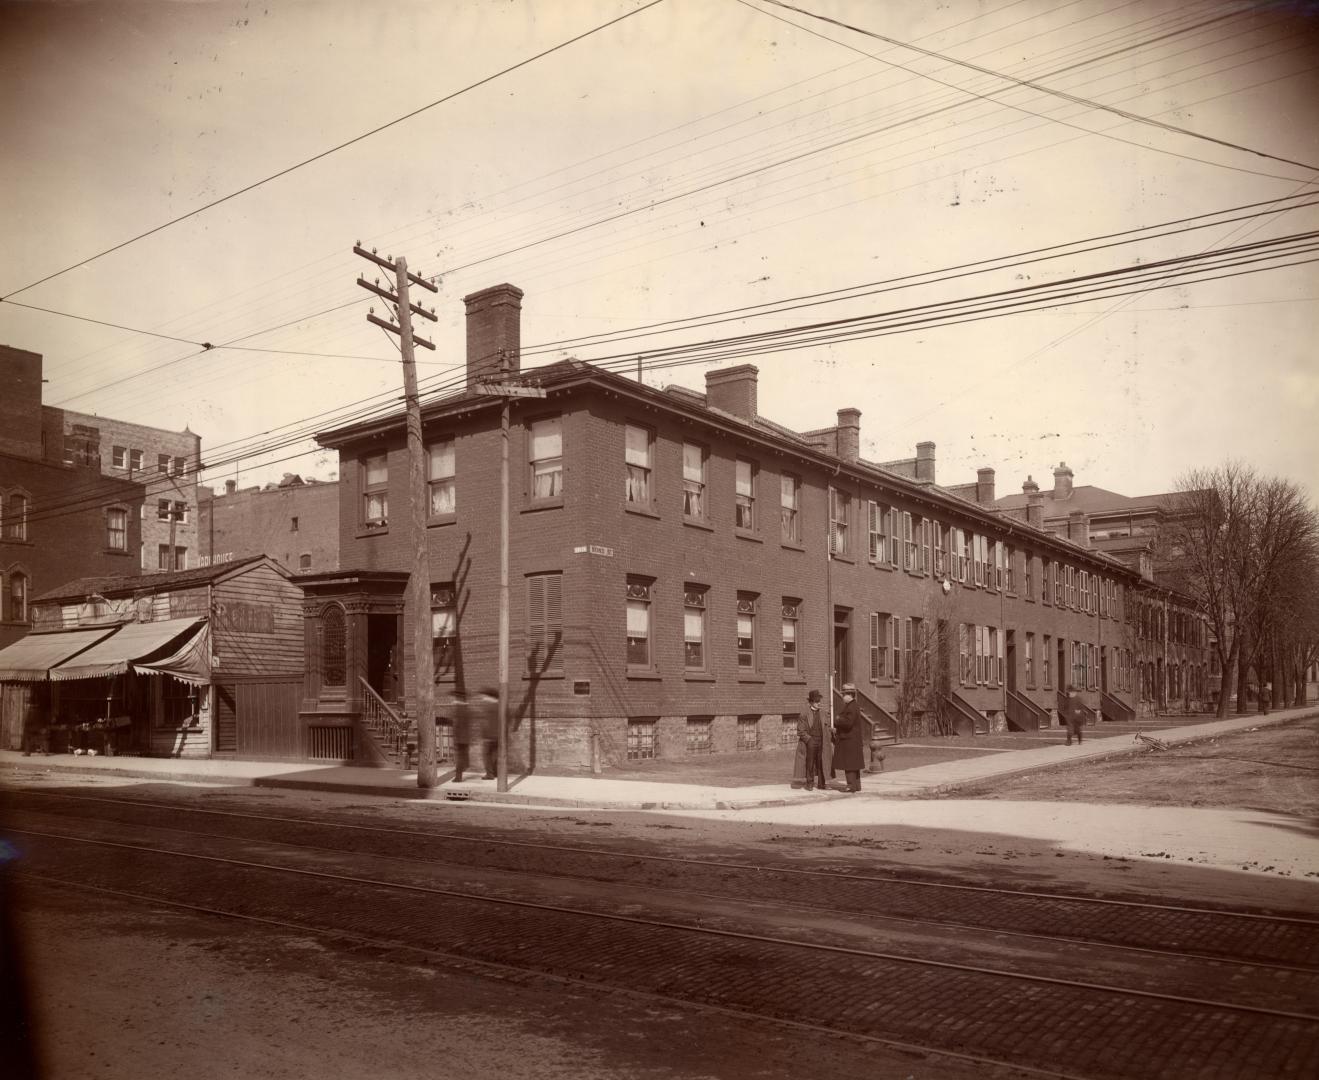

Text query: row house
(300, 283), (1208, 771)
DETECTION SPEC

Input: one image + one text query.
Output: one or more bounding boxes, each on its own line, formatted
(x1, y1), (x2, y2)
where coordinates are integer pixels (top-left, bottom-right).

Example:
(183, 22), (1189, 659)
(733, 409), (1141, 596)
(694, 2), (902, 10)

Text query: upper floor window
(158, 453), (171, 474)
(902, 512), (916, 572)
(682, 442), (706, 519)
(362, 453), (389, 529)
(624, 424), (653, 506)
(106, 508), (128, 552)
(780, 473), (800, 543)
(736, 592), (758, 669)
(299, 553), (312, 570)
(529, 417), (563, 499)
(1053, 562), (1064, 606)
(172, 456), (186, 476)
(6, 571), (28, 624)
(431, 583), (458, 678)
(291, 516), (299, 533)
(1024, 554), (1034, 600)
(933, 521), (946, 575)
(919, 518), (931, 574)
(828, 489), (849, 555)
(527, 571), (563, 674)
(4, 493), (28, 541)
(129, 449), (143, 472)
(626, 576), (652, 668)
(427, 437), (456, 517)
(684, 586), (707, 670)
(782, 599), (800, 672)
(972, 534), (986, 586)
(1066, 565), (1076, 608)
(959, 529), (972, 583)
(869, 612), (890, 680)
(112, 446), (126, 469)
(868, 502), (887, 563)
(157, 499), (172, 521)
(734, 459), (756, 530)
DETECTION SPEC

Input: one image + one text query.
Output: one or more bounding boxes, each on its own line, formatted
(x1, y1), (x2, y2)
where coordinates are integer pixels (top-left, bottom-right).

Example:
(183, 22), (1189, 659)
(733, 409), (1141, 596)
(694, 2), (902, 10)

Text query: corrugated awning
(0, 626), (120, 682)
(50, 617), (206, 682)
(134, 621), (210, 686)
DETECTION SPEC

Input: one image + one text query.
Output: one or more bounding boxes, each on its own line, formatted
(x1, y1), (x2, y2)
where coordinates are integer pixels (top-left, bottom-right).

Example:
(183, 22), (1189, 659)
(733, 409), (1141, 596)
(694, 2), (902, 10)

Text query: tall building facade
(0, 345), (145, 648)
(301, 285), (1210, 770)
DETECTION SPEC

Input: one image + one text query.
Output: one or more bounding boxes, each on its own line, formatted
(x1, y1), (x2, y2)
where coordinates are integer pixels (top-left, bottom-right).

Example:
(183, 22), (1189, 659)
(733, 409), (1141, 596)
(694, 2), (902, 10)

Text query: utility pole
(472, 366), (545, 793)
(354, 244), (440, 788)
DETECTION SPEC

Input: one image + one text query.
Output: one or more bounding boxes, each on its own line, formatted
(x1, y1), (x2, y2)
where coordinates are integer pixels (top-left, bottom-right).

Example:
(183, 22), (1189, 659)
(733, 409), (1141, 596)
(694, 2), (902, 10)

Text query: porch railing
(1100, 691), (1136, 724)
(833, 685), (899, 746)
(1057, 690), (1098, 725)
(1005, 689), (1049, 732)
(358, 677), (414, 768)
(939, 691), (988, 735)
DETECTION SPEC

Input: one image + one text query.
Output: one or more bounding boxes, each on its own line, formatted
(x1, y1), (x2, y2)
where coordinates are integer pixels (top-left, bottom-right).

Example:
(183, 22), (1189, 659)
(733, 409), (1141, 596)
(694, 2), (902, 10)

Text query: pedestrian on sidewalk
(477, 688), (500, 780)
(793, 690), (827, 791)
(832, 685), (864, 792)
(450, 690), (472, 782)
(1063, 686), (1085, 746)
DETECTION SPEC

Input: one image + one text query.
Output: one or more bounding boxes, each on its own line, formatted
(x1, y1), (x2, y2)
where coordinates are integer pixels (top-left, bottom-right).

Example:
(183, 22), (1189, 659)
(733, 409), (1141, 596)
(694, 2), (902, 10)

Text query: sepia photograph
(2, 2), (1318, 1077)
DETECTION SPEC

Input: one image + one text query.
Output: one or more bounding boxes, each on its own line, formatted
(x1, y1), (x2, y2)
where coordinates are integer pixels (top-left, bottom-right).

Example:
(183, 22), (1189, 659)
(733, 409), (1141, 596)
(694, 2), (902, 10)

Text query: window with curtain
(736, 592), (757, 669)
(683, 587), (706, 669)
(780, 473), (800, 542)
(363, 453), (388, 528)
(529, 417), (563, 499)
(682, 442), (706, 518)
(431, 583), (458, 678)
(781, 599), (799, 671)
(427, 438), (456, 516)
(735, 459), (756, 529)
(626, 577), (652, 667)
(624, 424), (652, 505)
(106, 508), (128, 551)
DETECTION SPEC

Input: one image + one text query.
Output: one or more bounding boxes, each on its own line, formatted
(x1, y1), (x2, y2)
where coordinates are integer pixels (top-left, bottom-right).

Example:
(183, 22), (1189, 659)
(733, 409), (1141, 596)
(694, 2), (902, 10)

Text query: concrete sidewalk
(3, 707), (1313, 811)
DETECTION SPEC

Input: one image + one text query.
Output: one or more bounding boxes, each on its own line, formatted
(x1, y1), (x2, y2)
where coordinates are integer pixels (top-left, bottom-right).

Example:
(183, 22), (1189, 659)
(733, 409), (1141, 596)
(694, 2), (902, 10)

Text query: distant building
(197, 474), (339, 573)
(51, 407), (201, 572)
(1, 345), (145, 649)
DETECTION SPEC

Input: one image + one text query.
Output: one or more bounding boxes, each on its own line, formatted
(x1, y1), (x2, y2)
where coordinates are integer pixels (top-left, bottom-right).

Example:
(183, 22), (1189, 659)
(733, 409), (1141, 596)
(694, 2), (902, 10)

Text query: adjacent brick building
(197, 474), (339, 573)
(306, 284), (1211, 770)
(1, 345), (144, 650)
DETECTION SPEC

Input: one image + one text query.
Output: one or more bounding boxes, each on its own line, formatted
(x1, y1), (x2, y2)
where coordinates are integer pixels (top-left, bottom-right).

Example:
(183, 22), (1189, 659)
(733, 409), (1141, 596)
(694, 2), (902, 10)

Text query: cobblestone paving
(9, 808), (1319, 1080)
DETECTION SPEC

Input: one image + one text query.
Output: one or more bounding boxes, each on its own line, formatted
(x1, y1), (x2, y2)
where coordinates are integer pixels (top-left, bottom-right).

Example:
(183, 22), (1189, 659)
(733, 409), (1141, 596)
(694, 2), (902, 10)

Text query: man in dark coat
(793, 690), (827, 791)
(477, 688), (500, 780)
(1063, 686), (1085, 746)
(449, 690), (472, 782)
(832, 685), (865, 792)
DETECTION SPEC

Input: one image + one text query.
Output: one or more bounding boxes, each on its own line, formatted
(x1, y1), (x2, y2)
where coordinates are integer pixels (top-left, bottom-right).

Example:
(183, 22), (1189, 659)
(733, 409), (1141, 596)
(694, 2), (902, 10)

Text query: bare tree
(1165, 463), (1319, 716)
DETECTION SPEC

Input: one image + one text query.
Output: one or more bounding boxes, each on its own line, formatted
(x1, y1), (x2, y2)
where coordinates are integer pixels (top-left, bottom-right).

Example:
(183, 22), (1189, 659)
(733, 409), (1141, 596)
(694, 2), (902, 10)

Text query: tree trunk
(1235, 633), (1251, 714)
(1217, 637), (1237, 718)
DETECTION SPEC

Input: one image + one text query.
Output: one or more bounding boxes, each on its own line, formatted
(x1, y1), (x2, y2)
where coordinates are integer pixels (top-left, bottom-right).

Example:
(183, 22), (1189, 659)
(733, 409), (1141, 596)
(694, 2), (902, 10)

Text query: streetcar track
(13, 870), (1089, 1080)
(11, 823), (1319, 1024)
(7, 800), (1317, 976)
(10, 785), (1316, 926)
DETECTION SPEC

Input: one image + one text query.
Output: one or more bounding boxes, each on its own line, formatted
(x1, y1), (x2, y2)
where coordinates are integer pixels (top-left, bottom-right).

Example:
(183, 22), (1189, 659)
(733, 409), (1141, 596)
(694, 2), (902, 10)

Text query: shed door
(1, 684), (33, 751)
(214, 684), (238, 754)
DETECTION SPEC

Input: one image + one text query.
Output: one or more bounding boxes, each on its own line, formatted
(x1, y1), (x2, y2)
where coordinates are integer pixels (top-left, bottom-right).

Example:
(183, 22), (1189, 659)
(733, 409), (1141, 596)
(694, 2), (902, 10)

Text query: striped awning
(0, 626), (119, 682)
(135, 621), (210, 686)
(50, 617), (206, 682)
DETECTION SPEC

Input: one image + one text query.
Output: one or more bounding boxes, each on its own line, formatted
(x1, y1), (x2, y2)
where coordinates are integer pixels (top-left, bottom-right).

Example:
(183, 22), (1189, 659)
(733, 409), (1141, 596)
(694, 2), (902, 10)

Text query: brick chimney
(705, 365), (758, 421)
(0, 345), (45, 461)
(1053, 461), (1074, 500)
(915, 441), (936, 483)
(225, 479), (237, 496)
(835, 408), (861, 463)
(976, 467), (996, 506)
(463, 283), (524, 389)
(1026, 489), (1044, 529)
(1022, 474), (1039, 495)
(1067, 509), (1088, 544)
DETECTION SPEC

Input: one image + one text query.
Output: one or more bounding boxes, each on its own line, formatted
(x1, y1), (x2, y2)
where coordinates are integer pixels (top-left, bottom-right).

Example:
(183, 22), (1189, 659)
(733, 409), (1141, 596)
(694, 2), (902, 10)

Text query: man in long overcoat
(793, 690), (827, 791)
(832, 685), (865, 792)
(1062, 686), (1085, 746)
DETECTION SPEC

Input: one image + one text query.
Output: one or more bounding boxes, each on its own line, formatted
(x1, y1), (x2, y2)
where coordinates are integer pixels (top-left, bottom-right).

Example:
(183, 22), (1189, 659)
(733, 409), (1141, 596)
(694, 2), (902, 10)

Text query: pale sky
(2, 0), (1316, 501)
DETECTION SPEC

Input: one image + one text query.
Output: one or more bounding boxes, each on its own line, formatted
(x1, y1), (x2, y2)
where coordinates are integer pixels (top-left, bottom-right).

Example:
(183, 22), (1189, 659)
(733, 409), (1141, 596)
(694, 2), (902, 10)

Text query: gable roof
(32, 554), (278, 604)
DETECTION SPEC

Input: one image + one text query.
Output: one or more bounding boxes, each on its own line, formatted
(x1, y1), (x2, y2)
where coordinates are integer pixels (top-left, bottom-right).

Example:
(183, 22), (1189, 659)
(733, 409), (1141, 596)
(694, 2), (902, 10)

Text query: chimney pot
(704, 365), (759, 421)
(1026, 489), (1044, 529)
(1067, 508), (1089, 544)
(1022, 474), (1039, 494)
(463, 283), (524, 389)
(976, 466), (996, 506)
(915, 441), (936, 484)
(836, 407), (861, 463)
(1053, 460), (1074, 500)
(224, 479), (237, 495)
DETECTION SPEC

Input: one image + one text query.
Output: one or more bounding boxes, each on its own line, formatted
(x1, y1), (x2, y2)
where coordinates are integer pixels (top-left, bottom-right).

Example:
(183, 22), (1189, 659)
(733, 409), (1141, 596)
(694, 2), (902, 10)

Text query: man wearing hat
(793, 690), (828, 791)
(832, 684), (865, 793)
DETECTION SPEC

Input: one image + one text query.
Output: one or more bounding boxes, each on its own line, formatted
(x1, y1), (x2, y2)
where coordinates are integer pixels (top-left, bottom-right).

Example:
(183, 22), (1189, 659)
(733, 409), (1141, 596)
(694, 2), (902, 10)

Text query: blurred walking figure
(832, 684), (865, 793)
(1063, 686), (1085, 746)
(450, 690), (472, 782)
(477, 687), (500, 780)
(792, 690), (827, 791)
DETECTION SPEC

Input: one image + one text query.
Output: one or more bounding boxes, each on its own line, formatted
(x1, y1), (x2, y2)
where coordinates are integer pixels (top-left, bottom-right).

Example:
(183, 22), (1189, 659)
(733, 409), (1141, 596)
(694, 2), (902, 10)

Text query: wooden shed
(0, 555), (307, 758)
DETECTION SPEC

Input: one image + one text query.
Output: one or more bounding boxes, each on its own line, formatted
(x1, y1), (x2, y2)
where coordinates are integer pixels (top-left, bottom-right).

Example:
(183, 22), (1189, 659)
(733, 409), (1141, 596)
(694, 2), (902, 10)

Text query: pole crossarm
(367, 312), (435, 350)
(352, 244), (439, 293)
(356, 276), (438, 321)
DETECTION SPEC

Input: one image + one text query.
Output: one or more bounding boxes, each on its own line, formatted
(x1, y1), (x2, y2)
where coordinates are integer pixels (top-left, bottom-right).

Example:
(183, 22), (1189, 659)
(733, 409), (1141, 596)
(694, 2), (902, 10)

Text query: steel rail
(11, 824), (1319, 1025)
(9, 798), (1316, 975)
(10, 786), (1318, 926)
(12, 869), (1098, 1080)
